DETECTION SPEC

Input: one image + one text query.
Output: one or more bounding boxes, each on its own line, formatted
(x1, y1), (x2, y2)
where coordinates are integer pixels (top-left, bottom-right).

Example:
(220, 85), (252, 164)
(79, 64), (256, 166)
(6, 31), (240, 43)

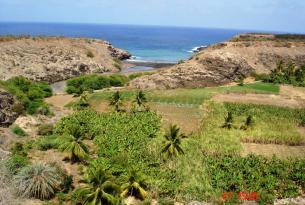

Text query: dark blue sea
(0, 22), (250, 63)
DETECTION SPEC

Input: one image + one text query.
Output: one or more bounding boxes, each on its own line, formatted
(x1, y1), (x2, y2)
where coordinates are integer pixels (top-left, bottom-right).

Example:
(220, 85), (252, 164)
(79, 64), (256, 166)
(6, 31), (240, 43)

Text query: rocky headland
(0, 36), (131, 83)
(130, 34), (305, 89)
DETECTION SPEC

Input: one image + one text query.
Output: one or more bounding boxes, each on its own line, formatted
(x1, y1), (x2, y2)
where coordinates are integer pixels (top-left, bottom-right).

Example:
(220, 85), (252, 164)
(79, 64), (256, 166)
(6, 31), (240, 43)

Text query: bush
(109, 74), (129, 86)
(14, 164), (62, 200)
(35, 135), (59, 151)
(3, 76), (52, 114)
(11, 126), (27, 137)
(255, 62), (305, 87)
(205, 154), (304, 203)
(86, 50), (94, 58)
(11, 142), (28, 156)
(38, 124), (54, 136)
(5, 154), (29, 175)
(66, 74), (130, 95)
(54, 109), (100, 140)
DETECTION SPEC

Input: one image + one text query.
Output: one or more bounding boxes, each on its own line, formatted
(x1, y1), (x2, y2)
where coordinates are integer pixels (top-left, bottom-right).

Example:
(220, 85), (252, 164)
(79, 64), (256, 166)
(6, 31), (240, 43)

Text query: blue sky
(0, 0), (304, 33)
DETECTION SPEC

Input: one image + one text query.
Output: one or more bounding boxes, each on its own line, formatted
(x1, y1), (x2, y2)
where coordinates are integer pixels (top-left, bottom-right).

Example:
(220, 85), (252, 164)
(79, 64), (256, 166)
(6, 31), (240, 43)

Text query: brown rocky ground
(0, 36), (130, 83)
(130, 34), (305, 89)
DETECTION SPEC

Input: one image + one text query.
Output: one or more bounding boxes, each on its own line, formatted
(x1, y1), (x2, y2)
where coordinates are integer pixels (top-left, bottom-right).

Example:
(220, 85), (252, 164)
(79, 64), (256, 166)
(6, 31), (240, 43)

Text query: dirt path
(212, 85), (305, 108)
(46, 94), (75, 109)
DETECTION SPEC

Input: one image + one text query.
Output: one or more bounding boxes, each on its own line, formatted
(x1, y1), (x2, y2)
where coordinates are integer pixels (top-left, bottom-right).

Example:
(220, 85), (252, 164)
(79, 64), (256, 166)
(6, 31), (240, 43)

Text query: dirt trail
(46, 94), (75, 109)
(213, 85), (305, 108)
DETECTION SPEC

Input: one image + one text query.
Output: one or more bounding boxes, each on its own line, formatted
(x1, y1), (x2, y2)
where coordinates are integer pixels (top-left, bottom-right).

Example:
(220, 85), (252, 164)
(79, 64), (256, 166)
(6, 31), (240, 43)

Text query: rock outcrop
(130, 34), (305, 89)
(0, 36), (131, 83)
(0, 89), (19, 127)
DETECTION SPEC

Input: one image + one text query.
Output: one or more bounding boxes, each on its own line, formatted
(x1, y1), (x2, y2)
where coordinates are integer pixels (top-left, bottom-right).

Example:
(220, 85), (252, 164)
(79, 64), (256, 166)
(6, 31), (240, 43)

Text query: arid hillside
(0, 36), (131, 83)
(130, 34), (305, 89)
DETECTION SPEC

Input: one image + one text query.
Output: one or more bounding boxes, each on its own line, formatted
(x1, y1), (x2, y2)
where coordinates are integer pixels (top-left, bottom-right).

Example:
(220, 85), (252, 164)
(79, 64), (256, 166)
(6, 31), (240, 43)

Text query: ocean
(0, 22), (250, 63)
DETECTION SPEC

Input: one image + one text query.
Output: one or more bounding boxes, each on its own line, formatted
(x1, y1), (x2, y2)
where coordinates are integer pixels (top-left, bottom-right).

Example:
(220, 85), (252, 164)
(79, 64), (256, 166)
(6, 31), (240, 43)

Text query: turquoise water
(0, 22), (251, 62)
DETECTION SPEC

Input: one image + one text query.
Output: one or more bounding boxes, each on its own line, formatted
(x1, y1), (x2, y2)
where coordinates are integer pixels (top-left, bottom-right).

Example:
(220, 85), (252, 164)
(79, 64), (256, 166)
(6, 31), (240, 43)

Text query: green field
(90, 82), (279, 107)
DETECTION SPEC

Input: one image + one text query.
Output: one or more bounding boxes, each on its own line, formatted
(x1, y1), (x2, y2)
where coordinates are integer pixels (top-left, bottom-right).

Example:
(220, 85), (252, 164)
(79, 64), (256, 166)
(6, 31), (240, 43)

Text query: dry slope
(0, 36), (131, 83)
(130, 34), (305, 89)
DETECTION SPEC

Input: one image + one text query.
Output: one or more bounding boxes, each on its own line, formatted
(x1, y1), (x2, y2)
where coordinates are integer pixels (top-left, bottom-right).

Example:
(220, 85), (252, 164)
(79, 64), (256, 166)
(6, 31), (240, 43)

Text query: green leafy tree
(14, 164), (62, 200)
(161, 125), (186, 159)
(222, 112), (234, 129)
(109, 91), (123, 112)
(121, 169), (148, 200)
(73, 166), (119, 205)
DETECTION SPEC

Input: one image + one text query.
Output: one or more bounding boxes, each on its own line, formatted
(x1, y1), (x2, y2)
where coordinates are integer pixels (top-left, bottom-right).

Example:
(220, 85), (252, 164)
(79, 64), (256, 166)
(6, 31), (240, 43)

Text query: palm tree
(161, 125), (186, 159)
(73, 166), (119, 205)
(74, 91), (90, 110)
(134, 90), (148, 110)
(57, 134), (89, 162)
(240, 115), (254, 130)
(109, 91), (123, 112)
(14, 164), (62, 200)
(222, 112), (233, 129)
(121, 169), (147, 200)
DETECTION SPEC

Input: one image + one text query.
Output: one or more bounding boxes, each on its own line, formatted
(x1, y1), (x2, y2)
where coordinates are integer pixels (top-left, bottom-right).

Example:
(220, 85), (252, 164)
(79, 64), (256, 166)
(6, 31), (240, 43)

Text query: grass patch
(201, 102), (305, 146)
(11, 126), (27, 137)
(89, 82), (279, 107)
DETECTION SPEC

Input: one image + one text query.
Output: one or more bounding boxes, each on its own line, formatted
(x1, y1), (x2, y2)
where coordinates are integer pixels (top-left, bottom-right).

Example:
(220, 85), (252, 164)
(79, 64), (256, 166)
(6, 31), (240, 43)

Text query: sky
(0, 0), (304, 33)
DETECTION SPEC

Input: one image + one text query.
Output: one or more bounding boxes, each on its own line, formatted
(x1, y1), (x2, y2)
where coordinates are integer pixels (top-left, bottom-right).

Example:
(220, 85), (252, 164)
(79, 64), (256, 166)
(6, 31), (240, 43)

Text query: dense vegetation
(2, 82), (304, 204)
(66, 74), (129, 95)
(255, 61), (305, 87)
(65, 72), (157, 95)
(0, 76), (52, 114)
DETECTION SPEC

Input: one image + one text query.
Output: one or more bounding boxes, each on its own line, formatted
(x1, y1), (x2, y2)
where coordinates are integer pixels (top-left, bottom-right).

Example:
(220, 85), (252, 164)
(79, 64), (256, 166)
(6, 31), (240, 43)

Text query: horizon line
(0, 21), (295, 34)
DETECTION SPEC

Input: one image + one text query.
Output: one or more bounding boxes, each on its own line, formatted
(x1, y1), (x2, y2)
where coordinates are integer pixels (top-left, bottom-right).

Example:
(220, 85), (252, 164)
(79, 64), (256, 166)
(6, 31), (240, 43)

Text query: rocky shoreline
(130, 34), (305, 89)
(0, 36), (131, 83)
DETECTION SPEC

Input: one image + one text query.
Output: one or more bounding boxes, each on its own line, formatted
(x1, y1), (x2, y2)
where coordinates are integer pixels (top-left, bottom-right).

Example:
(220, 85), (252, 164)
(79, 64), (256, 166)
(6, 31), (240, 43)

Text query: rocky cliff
(130, 34), (305, 89)
(0, 89), (19, 127)
(0, 36), (131, 83)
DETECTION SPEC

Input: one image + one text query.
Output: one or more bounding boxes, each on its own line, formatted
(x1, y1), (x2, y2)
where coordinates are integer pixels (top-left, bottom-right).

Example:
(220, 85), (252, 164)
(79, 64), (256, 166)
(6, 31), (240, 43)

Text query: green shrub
(11, 142), (27, 156)
(3, 76), (52, 114)
(86, 50), (94, 58)
(5, 154), (30, 175)
(14, 164), (62, 200)
(11, 126), (27, 137)
(256, 62), (305, 87)
(38, 124), (54, 136)
(35, 135), (59, 151)
(109, 74), (129, 86)
(205, 154), (304, 203)
(59, 175), (74, 193)
(54, 109), (100, 140)
(66, 74), (129, 95)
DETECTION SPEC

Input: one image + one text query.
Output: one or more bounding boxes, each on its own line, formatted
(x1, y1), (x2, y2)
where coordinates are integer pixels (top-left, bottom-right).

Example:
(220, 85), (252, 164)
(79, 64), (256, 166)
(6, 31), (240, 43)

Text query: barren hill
(0, 36), (131, 83)
(130, 34), (305, 89)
